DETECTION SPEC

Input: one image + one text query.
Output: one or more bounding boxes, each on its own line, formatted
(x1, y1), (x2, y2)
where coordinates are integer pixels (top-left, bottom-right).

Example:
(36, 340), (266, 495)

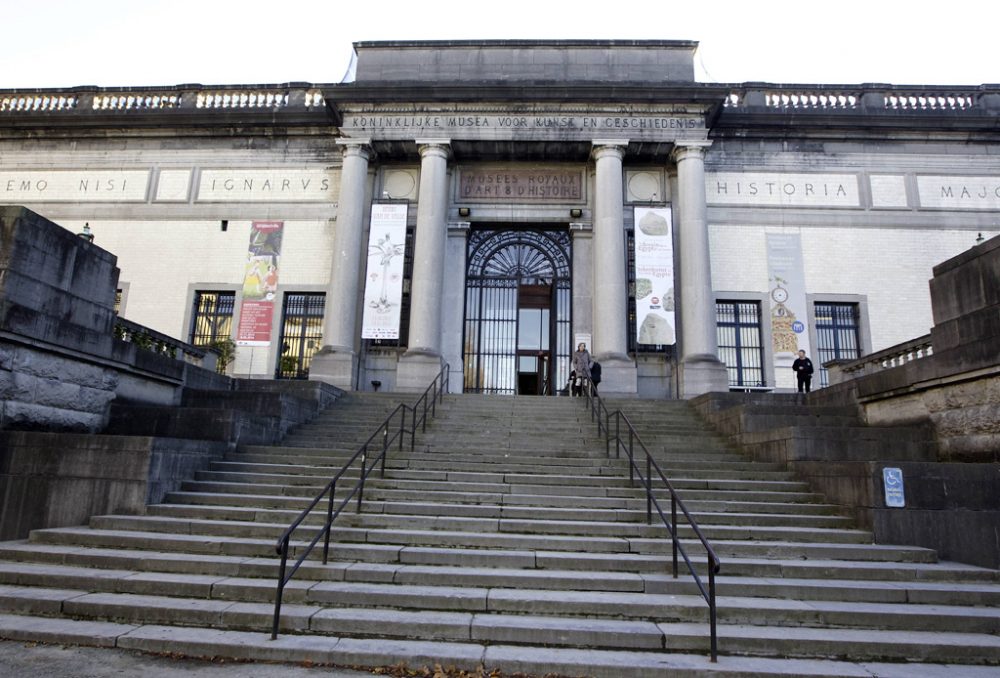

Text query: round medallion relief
(628, 172), (660, 202)
(383, 170), (416, 200)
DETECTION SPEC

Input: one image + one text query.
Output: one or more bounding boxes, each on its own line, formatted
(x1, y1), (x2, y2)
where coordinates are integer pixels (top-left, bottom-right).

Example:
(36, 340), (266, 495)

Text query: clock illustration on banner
(771, 286), (789, 304)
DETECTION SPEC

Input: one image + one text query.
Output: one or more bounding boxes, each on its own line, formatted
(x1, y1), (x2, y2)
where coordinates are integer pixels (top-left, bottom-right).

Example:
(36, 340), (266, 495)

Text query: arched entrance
(463, 228), (572, 395)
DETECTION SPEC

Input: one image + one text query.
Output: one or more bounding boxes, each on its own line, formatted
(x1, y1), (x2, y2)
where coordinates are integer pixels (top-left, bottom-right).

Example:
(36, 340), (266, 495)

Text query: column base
(396, 350), (444, 393)
(308, 348), (357, 390)
(593, 355), (637, 395)
(679, 354), (730, 398)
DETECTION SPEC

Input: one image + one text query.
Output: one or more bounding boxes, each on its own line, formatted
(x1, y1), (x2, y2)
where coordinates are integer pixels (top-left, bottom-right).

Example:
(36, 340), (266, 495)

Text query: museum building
(1, 40), (997, 397)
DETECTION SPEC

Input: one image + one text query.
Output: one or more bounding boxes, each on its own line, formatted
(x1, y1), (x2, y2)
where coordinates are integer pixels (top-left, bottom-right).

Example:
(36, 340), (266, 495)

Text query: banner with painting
(633, 206), (676, 345)
(361, 203), (408, 339)
(236, 220), (283, 346)
(765, 232), (811, 389)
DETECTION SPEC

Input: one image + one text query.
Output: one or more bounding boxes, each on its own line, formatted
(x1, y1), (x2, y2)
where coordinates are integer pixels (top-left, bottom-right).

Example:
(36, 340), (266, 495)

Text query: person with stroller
(570, 342), (592, 396)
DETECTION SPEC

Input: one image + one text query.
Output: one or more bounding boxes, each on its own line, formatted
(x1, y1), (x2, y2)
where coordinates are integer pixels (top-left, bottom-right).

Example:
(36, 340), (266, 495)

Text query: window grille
(716, 300), (765, 387)
(814, 302), (861, 387)
(189, 291), (235, 345)
(277, 293), (326, 379)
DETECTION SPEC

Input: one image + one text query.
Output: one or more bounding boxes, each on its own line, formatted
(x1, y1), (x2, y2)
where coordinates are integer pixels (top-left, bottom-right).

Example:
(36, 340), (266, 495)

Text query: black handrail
(581, 385), (722, 662)
(270, 363), (449, 639)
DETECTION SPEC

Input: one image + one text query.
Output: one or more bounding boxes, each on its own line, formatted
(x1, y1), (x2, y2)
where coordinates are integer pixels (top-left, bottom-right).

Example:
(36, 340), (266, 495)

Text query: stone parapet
(0, 431), (227, 541)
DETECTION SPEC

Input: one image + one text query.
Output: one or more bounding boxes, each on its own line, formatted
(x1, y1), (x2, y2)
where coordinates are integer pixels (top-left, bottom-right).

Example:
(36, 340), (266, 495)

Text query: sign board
(883, 467), (906, 508)
(361, 203), (408, 339)
(633, 206), (676, 345)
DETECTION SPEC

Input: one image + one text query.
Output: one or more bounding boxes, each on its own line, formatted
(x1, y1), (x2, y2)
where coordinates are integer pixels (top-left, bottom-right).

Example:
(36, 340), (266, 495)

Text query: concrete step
(2, 539), (992, 582)
(176, 481), (836, 513)
(4, 616), (997, 678)
(96, 509), (875, 546)
(160, 494), (854, 529)
(63, 517), (932, 562)
(144, 503), (865, 540)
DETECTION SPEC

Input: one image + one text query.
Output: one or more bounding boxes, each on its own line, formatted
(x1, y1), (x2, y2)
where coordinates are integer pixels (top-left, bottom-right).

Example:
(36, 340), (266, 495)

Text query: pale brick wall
(710, 224), (992, 353)
(56, 219), (334, 340)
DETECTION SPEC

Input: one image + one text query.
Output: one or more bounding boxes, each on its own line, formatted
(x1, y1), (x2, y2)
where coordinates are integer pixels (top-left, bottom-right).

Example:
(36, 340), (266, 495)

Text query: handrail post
(356, 446), (367, 513)
(380, 421), (389, 478)
(628, 428), (635, 485)
(431, 382), (438, 418)
(608, 411), (622, 459)
(322, 479), (337, 564)
(398, 406), (406, 451)
(645, 454), (652, 525)
(271, 536), (289, 640)
(709, 558), (718, 662)
(672, 494), (679, 578)
(409, 405), (416, 451)
(422, 395), (428, 433)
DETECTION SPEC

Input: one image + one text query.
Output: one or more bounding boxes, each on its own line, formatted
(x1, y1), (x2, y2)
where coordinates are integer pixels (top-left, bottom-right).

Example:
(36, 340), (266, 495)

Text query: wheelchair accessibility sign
(883, 467), (906, 508)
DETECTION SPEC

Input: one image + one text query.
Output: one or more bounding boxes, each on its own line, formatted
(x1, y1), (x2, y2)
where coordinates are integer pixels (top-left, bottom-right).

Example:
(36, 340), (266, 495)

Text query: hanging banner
(361, 203), (408, 339)
(236, 220), (283, 346)
(766, 232), (811, 389)
(633, 206), (676, 345)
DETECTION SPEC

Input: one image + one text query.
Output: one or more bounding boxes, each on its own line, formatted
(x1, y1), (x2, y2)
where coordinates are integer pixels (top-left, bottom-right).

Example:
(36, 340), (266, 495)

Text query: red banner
(236, 221), (283, 346)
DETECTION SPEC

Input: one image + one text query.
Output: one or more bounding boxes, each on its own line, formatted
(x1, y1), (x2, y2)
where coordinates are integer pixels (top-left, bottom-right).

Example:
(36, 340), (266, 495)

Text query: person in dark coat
(590, 361), (602, 394)
(792, 349), (814, 393)
(571, 343), (592, 397)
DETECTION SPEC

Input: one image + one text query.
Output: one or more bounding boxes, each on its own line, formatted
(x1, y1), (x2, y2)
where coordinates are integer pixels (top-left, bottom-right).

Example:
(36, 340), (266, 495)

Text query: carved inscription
(458, 169), (584, 203)
(706, 172), (860, 207)
(197, 169), (340, 202)
(918, 176), (1000, 209)
(0, 170), (150, 202)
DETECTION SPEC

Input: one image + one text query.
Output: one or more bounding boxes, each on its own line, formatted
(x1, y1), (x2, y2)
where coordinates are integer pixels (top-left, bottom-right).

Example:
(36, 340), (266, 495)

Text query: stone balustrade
(0, 85), (325, 117)
(114, 317), (213, 369)
(826, 334), (933, 384)
(0, 93), (79, 112)
(724, 84), (1000, 114)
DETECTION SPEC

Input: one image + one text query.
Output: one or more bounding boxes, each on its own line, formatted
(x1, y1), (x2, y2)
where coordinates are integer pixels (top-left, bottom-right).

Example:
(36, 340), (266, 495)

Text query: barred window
(716, 300), (765, 387)
(277, 293), (325, 379)
(189, 291), (235, 346)
(814, 302), (861, 387)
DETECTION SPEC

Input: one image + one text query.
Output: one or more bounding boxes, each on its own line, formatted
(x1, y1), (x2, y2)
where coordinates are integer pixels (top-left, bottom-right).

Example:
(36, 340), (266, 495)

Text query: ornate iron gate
(463, 228), (571, 395)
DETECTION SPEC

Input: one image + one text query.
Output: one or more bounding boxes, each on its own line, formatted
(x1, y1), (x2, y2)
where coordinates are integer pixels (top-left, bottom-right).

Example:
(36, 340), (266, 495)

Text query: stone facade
(1, 41), (998, 396)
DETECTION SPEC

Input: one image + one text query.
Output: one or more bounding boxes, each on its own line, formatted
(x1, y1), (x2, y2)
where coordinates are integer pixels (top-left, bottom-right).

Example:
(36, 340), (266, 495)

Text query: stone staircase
(0, 392), (998, 677)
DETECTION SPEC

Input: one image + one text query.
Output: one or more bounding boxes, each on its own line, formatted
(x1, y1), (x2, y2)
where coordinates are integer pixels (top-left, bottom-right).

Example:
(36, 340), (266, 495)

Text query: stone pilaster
(441, 221), (470, 393)
(309, 138), (372, 389)
(397, 140), (451, 391)
(673, 141), (729, 397)
(591, 140), (636, 394)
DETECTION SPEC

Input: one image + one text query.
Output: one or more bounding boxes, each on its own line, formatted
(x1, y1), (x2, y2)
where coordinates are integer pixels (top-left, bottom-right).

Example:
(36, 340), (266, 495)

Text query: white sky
(1, 0), (996, 89)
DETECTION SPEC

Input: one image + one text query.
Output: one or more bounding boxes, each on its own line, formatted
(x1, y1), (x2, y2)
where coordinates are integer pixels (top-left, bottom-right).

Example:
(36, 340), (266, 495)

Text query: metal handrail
(270, 363), (449, 639)
(581, 385), (722, 662)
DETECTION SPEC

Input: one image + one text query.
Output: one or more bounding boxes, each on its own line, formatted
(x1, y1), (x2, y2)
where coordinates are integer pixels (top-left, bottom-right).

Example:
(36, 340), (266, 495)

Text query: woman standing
(571, 342), (592, 396)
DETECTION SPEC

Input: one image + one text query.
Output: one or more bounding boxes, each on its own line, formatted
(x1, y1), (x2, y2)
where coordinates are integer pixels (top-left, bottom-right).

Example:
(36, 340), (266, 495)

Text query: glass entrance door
(464, 229), (571, 395)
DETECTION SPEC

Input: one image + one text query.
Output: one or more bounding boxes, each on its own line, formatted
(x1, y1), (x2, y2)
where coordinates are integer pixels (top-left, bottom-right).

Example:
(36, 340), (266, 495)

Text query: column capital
(591, 139), (628, 162)
(671, 140), (713, 163)
(415, 139), (452, 160)
(336, 137), (373, 160)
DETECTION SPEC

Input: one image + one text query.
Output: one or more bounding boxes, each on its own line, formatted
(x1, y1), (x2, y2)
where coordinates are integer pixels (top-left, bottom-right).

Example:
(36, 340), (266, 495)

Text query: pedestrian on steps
(792, 349), (814, 394)
(571, 342), (592, 397)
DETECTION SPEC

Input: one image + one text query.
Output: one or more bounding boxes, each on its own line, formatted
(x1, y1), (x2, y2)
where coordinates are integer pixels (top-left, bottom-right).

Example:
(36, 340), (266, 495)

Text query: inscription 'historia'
(458, 169), (585, 203)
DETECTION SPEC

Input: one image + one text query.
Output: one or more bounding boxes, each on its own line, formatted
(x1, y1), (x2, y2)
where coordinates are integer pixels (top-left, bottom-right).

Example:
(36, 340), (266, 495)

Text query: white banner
(361, 203), (408, 339)
(633, 206), (676, 345)
(766, 233), (811, 389)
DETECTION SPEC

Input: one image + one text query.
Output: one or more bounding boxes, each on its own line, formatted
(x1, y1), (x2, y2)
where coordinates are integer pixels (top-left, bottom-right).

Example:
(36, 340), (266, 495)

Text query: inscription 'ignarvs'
(459, 169), (583, 202)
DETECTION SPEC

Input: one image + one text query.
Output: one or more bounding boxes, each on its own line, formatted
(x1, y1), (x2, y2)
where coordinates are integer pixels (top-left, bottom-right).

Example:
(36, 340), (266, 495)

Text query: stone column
(397, 139), (451, 391)
(590, 140), (636, 394)
(309, 138), (372, 389)
(673, 141), (729, 397)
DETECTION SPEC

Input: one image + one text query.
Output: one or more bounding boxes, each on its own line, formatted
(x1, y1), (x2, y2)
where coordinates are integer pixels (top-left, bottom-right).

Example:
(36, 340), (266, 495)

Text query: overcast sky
(1, 0), (996, 89)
